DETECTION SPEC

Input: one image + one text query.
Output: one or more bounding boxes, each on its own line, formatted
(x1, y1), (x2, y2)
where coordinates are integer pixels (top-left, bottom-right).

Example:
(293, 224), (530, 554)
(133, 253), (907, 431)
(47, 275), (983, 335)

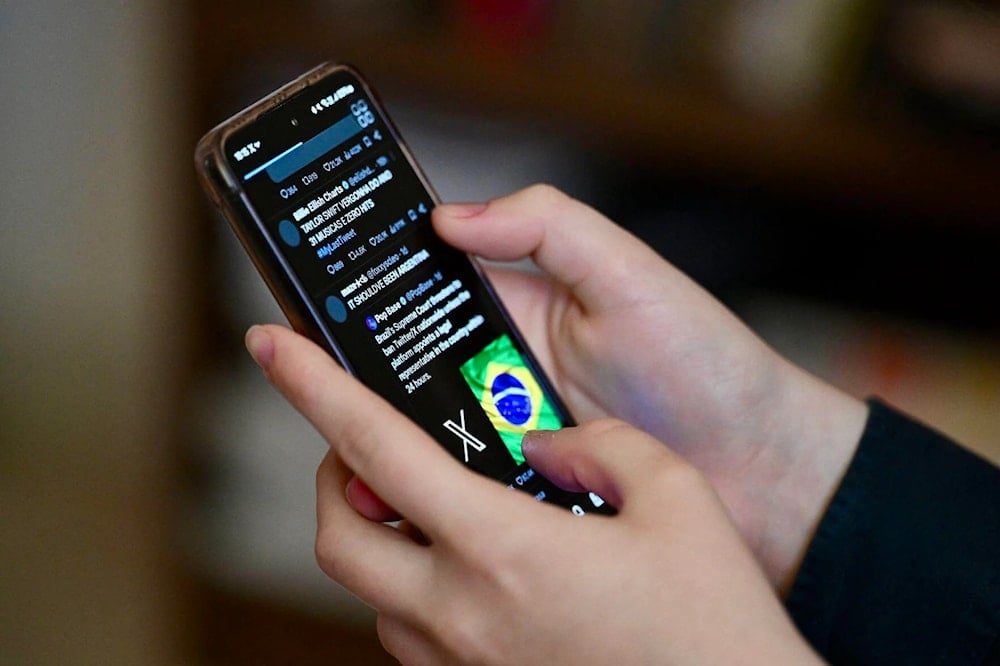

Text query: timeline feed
(225, 72), (609, 515)
(234, 93), (496, 407)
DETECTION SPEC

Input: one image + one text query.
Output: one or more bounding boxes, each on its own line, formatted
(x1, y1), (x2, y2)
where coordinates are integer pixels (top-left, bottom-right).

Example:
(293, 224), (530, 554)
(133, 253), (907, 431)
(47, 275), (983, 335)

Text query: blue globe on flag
(490, 373), (533, 427)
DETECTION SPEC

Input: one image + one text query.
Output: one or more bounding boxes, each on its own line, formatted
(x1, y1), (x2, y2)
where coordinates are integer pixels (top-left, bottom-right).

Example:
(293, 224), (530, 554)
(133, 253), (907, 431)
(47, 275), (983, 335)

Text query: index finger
(246, 323), (510, 536)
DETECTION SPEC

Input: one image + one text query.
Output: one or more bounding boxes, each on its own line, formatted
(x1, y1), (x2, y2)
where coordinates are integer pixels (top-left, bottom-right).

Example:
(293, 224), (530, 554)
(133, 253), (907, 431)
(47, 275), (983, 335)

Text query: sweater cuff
(785, 398), (999, 664)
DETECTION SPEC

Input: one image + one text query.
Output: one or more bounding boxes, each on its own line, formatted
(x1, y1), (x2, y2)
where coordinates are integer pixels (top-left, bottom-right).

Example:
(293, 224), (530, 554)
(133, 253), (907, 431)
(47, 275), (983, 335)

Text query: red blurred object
(457, 0), (553, 54)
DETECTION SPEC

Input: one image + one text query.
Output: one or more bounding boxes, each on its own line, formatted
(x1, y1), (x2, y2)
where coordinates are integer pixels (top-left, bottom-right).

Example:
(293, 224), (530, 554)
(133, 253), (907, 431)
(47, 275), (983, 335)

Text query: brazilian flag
(460, 334), (561, 464)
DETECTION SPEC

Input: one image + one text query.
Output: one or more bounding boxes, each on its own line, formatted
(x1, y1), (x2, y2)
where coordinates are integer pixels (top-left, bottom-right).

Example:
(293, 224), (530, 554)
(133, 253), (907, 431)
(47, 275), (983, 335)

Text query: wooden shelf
(194, 2), (1000, 227)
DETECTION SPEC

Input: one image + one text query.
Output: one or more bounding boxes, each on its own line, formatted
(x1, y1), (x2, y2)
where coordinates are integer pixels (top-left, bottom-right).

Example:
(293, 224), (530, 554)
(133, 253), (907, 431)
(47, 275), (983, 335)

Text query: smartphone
(196, 62), (610, 516)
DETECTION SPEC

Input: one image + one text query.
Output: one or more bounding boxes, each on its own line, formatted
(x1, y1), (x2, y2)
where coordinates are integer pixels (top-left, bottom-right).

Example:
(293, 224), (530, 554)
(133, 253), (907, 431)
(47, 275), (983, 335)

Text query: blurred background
(2, 1), (998, 663)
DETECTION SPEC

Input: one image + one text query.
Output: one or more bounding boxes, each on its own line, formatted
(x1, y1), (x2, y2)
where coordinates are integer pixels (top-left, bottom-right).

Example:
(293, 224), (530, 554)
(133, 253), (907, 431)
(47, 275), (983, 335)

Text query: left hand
(246, 324), (819, 665)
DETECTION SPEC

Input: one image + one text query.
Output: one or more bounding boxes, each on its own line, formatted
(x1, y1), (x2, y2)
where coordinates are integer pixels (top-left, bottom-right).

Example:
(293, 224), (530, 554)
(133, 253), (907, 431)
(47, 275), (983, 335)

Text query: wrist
(708, 348), (868, 592)
(754, 360), (869, 592)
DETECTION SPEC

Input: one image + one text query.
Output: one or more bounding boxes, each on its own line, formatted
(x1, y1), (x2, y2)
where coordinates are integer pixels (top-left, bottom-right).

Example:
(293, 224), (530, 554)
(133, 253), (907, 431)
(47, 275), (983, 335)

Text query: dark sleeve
(785, 398), (1000, 665)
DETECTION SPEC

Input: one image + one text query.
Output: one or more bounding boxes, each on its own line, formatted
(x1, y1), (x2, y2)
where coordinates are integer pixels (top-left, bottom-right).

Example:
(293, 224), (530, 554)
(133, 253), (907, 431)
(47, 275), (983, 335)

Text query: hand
(245, 324), (820, 665)
(433, 185), (869, 589)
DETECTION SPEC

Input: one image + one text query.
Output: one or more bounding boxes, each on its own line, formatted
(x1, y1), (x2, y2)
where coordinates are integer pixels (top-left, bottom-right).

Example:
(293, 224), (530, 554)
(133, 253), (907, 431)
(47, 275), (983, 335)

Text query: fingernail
(245, 325), (274, 372)
(439, 202), (488, 219)
(344, 475), (361, 509)
(520, 429), (554, 455)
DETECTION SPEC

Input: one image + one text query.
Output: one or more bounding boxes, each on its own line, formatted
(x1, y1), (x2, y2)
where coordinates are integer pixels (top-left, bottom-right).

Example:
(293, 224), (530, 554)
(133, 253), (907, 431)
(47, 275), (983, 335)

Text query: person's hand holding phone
(246, 323), (820, 665)
(433, 185), (869, 591)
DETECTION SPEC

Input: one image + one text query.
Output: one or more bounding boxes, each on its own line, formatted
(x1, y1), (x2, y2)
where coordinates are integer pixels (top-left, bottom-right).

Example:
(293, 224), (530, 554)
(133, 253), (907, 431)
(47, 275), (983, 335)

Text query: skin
(245, 185), (868, 663)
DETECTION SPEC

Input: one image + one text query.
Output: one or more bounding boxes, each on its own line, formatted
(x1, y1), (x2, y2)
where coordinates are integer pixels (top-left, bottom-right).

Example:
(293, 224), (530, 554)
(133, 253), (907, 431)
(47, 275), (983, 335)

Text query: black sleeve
(785, 399), (1000, 665)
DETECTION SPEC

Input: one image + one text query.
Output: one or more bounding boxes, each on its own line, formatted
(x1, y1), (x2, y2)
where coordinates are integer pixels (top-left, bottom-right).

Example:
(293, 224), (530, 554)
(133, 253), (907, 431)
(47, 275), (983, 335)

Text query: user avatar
(325, 295), (347, 323)
(277, 219), (301, 247)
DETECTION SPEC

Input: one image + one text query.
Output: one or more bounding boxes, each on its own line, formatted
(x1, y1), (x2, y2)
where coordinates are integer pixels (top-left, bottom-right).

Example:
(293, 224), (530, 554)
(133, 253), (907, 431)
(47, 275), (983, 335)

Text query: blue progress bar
(242, 142), (303, 181)
(265, 114), (363, 184)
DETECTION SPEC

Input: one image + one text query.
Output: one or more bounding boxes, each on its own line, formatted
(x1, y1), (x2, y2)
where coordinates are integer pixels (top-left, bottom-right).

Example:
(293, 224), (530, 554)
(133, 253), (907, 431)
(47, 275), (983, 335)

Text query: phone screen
(212, 65), (609, 515)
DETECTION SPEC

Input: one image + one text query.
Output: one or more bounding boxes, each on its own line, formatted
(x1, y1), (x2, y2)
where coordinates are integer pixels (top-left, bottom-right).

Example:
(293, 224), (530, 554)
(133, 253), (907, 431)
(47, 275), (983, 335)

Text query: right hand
(432, 184), (868, 590)
(247, 322), (821, 665)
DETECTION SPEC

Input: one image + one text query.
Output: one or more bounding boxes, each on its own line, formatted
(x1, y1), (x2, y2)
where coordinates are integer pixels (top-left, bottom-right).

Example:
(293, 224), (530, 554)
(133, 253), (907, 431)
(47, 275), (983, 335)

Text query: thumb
(433, 184), (662, 311)
(522, 419), (697, 515)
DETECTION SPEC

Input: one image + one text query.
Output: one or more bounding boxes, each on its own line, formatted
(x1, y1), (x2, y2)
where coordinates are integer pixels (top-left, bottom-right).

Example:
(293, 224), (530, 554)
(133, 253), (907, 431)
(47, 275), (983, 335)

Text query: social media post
(343, 255), (607, 512)
(260, 148), (429, 294)
(320, 241), (547, 484)
(306, 213), (563, 479)
(344, 252), (568, 477)
(332, 238), (489, 389)
(304, 192), (601, 510)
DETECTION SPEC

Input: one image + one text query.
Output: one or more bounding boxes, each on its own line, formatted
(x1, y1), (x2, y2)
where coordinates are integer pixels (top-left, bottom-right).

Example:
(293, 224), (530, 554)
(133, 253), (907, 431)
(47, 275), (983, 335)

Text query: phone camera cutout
(290, 118), (299, 127)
